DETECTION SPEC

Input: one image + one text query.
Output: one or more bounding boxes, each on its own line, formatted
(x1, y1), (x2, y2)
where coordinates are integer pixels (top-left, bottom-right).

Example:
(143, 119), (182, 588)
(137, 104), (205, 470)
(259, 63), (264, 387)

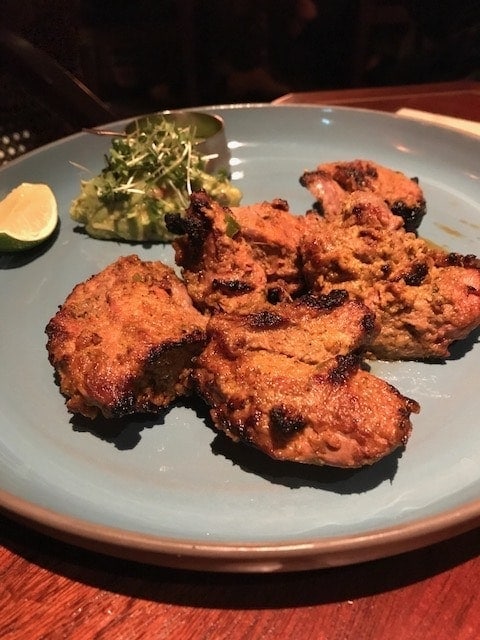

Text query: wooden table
(2, 80), (480, 640)
(272, 79), (480, 122)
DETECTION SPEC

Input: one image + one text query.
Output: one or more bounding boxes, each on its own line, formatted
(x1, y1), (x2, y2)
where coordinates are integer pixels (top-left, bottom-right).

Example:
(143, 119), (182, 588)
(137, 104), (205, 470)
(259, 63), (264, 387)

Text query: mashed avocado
(70, 117), (242, 242)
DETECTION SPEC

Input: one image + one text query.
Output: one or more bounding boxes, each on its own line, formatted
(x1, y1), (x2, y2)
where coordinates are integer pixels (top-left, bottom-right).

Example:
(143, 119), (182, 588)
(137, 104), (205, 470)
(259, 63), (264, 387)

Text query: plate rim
(2, 484), (479, 572)
(1, 103), (479, 572)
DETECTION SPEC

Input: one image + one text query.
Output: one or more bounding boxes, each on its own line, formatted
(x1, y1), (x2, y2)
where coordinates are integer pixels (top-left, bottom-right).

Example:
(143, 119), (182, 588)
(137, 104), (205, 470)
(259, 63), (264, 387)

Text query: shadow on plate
(72, 224), (166, 251)
(446, 326), (480, 360)
(70, 406), (172, 451)
(0, 221), (61, 268)
(210, 431), (401, 495)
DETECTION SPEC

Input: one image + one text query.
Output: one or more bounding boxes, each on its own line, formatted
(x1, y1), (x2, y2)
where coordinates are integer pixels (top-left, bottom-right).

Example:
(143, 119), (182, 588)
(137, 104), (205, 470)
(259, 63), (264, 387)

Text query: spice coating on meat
(300, 159), (426, 231)
(207, 292), (378, 365)
(194, 296), (418, 468)
(45, 255), (208, 419)
(230, 198), (306, 296)
(165, 191), (306, 314)
(301, 192), (480, 360)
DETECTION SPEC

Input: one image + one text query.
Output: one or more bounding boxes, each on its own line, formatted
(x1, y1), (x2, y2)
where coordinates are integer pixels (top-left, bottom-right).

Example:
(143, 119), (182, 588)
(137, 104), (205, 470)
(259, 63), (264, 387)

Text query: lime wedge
(0, 183), (58, 252)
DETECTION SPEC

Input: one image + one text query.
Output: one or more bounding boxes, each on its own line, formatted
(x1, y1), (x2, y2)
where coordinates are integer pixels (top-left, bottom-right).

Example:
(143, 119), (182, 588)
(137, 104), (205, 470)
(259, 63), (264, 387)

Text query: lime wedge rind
(0, 183), (58, 252)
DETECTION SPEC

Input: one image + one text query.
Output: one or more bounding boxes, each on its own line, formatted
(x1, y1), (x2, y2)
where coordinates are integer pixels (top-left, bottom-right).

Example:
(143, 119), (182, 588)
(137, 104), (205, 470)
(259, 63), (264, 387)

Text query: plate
(1, 105), (479, 573)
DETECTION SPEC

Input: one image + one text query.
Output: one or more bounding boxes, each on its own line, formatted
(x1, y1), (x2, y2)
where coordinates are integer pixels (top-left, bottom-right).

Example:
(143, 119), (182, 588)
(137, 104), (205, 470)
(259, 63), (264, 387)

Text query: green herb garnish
(70, 117), (242, 242)
(225, 212), (241, 238)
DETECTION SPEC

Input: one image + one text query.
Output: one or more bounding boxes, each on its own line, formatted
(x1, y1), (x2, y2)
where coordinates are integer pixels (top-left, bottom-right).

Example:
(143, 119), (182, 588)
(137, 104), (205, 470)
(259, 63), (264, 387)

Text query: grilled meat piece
(45, 255), (208, 419)
(300, 159), (426, 231)
(166, 191), (268, 314)
(194, 294), (418, 468)
(165, 191), (305, 314)
(301, 192), (480, 360)
(231, 198), (306, 297)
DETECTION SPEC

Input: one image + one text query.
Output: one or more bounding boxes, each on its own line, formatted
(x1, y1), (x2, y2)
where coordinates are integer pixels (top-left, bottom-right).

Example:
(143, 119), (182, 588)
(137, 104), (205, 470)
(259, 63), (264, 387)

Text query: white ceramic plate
(1, 105), (479, 573)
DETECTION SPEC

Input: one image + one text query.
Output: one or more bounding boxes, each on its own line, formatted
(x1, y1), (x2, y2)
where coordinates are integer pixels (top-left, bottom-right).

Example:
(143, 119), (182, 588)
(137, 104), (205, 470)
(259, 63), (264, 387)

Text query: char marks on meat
(46, 255), (208, 419)
(301, 191), (480, 360)
(300, 159), (426, 231)
(165, 191), (306, 314)
(194, 296), (418, 468)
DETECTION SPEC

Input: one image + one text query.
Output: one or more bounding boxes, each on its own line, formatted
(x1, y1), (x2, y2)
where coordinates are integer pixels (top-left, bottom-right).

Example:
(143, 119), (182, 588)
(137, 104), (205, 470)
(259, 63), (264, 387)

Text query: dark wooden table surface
(272, 79), (480, 122)
(2, 80), (480, 640)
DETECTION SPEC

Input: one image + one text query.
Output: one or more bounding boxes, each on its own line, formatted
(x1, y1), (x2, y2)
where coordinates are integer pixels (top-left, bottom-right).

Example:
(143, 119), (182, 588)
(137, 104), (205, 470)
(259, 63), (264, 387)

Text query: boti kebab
(299, 159), (480, 360)
(46, 159), (480, 469)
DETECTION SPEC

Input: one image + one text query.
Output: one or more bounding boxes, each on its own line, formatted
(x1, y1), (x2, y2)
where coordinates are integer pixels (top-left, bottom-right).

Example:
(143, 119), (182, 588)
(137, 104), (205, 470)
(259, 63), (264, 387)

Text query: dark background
(1, 0), (479, 155)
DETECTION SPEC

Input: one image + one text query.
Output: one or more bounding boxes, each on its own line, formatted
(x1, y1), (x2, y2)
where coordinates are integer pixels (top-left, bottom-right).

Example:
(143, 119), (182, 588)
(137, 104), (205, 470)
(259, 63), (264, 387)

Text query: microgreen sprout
(70, 115), (242, 242)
